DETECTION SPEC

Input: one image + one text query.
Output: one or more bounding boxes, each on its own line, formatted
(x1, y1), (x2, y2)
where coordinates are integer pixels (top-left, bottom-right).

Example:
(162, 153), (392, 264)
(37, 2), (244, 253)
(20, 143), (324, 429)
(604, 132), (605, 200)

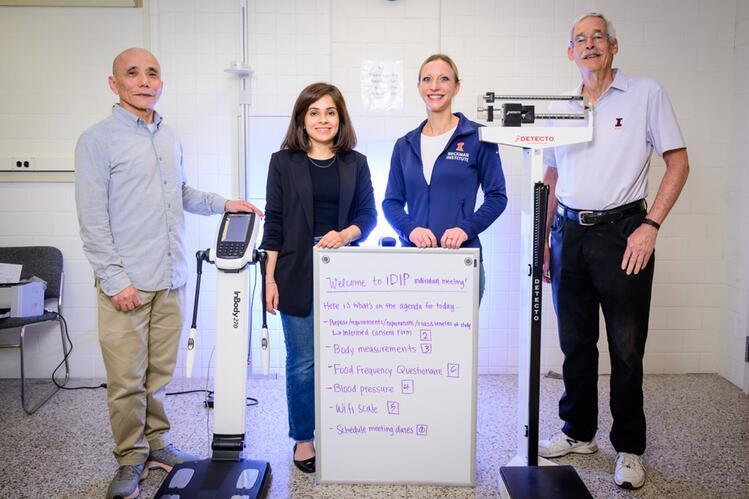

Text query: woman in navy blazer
(260, 82), (377, 473)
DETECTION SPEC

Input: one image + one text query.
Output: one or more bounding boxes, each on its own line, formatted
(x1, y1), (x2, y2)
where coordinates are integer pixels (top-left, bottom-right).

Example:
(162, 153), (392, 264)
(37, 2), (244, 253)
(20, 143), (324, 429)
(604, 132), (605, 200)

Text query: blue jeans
(280, 310), (315, 442)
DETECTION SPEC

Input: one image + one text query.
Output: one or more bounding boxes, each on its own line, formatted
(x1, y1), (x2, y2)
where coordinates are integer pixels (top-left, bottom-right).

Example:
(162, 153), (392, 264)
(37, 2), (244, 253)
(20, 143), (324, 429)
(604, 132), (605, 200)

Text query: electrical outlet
(9, 157), (35, 170)
(1, 157), (73, 172)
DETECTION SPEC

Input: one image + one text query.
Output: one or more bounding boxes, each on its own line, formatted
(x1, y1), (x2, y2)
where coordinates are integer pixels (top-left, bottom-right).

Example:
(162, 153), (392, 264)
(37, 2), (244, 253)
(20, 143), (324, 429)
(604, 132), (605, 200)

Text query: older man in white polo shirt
(538, 12), (690, 489)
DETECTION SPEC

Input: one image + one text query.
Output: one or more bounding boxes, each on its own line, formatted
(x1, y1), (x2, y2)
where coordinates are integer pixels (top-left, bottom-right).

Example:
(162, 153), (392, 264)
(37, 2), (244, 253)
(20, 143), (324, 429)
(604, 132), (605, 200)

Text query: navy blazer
(261, 149), (377, 316)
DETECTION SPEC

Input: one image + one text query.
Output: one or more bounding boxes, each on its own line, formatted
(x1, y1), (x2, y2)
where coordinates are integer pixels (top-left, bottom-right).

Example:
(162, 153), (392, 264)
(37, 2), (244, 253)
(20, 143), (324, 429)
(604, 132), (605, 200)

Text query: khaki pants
(97, 284), (185, 465)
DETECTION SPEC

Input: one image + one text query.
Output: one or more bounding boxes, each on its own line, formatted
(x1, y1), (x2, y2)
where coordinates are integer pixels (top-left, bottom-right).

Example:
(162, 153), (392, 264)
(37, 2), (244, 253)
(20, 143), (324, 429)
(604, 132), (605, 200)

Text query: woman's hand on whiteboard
(315, 230), (348, 249)
(409, 227), (437, 248)
(265, 282), (279, 315)
(440, 227), (468, 249)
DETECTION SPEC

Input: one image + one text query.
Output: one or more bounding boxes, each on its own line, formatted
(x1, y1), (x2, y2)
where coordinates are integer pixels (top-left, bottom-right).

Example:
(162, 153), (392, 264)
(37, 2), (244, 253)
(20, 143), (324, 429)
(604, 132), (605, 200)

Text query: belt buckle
(577, 210), (595, 226)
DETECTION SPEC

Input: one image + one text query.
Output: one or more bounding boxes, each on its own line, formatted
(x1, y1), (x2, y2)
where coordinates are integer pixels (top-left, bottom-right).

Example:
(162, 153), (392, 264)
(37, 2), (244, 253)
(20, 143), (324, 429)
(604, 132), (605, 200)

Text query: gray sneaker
(106, 463), (146, 499)
(146, 443), (199, 472)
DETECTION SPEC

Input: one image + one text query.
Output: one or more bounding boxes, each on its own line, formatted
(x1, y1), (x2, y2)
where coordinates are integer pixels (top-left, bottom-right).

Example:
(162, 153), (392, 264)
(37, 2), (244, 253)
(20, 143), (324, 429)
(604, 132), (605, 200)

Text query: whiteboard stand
(313, 247), (479, 486)
(478, 94), (594, 498)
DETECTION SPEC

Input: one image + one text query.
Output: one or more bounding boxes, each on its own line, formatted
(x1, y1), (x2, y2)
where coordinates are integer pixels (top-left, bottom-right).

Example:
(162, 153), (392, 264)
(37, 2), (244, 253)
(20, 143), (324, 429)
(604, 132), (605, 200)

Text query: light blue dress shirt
(75, 105), (227, 296)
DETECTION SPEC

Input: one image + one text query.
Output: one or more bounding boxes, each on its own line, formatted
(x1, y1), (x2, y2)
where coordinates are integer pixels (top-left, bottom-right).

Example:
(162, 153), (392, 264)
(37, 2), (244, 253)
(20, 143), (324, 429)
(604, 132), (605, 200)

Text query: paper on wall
(361, 60), (403, 112)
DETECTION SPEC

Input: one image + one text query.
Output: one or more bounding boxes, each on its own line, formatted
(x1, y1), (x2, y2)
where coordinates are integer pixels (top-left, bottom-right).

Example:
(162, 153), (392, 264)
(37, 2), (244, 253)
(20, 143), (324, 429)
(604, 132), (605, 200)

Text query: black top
(260, 149), (378, 316)
(308, 156), (340, 237)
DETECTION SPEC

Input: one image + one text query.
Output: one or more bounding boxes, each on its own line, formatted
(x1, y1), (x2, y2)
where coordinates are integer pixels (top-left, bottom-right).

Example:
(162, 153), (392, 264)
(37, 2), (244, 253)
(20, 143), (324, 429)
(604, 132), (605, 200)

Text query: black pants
(550, 209), (653, 455)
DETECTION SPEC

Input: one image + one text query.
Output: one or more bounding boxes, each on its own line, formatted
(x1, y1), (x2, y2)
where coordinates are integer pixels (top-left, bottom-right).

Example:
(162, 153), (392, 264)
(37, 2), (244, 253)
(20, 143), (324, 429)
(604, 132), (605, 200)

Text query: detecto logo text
(515, 135), (555, 144)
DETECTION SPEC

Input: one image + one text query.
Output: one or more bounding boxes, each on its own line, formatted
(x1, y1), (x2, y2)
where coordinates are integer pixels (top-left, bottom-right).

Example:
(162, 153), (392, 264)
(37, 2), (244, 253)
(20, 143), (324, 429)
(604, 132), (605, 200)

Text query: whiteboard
(314, 247), (479, 485)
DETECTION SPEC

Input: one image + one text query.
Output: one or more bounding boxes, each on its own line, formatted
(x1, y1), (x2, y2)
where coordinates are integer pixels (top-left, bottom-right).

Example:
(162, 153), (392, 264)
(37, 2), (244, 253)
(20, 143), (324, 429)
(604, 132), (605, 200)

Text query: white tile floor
(0, 374), (747, 498)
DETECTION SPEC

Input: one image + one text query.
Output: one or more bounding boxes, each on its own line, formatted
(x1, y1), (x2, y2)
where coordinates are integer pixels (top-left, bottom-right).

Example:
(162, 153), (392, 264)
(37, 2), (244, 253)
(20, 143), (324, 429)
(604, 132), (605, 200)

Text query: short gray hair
(569, 12), (617, 47)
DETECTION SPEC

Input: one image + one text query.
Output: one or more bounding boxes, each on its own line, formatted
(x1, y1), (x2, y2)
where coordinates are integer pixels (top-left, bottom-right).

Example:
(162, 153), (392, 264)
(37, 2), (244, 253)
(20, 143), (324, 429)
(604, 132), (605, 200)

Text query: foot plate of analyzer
(154, 458), (271, 499)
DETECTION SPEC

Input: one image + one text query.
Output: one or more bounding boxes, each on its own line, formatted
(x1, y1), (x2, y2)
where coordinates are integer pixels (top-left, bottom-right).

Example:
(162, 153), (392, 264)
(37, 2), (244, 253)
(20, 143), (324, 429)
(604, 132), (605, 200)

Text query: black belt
(557, 199), (646, 226)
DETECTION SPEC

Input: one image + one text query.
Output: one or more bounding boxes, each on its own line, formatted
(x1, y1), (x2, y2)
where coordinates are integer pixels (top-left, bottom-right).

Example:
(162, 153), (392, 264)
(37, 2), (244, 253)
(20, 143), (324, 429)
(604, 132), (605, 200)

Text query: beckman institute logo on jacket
(447, 142), (469, 163)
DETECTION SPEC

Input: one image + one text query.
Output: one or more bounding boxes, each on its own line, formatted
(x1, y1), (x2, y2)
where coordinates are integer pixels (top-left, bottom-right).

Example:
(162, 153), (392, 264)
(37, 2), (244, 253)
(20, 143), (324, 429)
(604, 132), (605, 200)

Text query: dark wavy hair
(281, 82), (357, 152)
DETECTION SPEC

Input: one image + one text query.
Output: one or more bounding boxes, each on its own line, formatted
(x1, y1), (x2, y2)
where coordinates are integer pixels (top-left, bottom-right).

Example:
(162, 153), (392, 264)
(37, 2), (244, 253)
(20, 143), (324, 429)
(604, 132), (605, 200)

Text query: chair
(0, 246), (70, 414)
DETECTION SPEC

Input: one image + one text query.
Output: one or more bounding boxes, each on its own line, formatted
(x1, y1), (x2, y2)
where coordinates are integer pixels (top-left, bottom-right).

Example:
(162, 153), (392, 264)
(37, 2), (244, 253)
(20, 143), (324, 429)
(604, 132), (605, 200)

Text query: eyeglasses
(572, 32), (609, 46)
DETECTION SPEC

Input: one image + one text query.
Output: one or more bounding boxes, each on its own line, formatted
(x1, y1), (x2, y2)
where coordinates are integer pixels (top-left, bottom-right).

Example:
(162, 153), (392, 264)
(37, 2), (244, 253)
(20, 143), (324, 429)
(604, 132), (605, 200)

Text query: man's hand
(440, 227), (468, 249)
(542, 241), (551, 283)
(621, 224), (658, 275)
(409, 227), (437, 248)
(225, 199), (264, 217)
(111, 285), (142, 312)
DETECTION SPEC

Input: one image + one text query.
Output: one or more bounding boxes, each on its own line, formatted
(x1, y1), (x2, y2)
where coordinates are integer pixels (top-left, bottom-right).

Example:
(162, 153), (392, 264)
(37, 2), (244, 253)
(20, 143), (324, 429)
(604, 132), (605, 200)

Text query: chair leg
(56, 317), (70, 387)
(19, 323), (64, 415)
(19, 326), (27, 412)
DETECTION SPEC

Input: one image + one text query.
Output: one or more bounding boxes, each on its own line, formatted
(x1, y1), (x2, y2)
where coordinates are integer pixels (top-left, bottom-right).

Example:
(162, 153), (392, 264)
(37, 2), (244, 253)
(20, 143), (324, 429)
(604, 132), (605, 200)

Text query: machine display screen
(221, 214), (252, 242)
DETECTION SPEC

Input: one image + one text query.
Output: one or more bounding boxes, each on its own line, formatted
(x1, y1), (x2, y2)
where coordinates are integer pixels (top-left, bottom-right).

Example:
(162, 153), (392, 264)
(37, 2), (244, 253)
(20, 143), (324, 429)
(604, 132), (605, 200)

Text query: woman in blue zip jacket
(383, 54), (507, 300)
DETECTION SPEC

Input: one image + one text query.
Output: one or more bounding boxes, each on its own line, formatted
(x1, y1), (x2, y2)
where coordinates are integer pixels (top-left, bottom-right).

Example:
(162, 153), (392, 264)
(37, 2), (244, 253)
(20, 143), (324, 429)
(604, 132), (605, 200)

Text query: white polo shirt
(544, 69), (686, 211)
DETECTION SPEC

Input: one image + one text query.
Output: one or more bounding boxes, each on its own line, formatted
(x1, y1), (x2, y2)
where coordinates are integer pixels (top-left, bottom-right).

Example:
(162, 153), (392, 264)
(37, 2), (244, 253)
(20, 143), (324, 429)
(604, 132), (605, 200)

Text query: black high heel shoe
(293, 443), (316, 473)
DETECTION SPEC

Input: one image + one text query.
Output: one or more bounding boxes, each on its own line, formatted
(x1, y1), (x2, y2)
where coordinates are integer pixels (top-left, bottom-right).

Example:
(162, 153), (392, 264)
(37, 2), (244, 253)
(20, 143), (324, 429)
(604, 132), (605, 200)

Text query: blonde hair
(418, 54), (460, 83)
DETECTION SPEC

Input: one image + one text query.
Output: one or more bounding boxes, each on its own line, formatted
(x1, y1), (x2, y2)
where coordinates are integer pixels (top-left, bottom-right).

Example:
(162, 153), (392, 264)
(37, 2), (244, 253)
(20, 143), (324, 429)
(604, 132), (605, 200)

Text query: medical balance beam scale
(155, 212), (271, 499)
(478, 94), (594, 498)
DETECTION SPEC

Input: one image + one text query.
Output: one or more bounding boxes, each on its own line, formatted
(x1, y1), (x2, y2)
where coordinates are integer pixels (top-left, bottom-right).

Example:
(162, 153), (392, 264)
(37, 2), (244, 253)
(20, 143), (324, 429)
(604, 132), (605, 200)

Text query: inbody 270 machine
(155, 212), (271, 499)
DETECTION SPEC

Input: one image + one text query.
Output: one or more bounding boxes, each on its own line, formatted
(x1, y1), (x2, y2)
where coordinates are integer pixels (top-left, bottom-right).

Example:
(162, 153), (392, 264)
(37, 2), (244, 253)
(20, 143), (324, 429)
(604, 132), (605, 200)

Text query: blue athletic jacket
(382, 112), (507, 250)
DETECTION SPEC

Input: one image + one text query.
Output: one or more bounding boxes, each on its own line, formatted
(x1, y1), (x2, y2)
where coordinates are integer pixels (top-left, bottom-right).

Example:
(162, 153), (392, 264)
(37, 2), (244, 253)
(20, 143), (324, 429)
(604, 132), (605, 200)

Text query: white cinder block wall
(149, 0), (251, 379)
(725, 2), (749, 392)
(0, 0), (746, 392)
(0, 7), (144, 379)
